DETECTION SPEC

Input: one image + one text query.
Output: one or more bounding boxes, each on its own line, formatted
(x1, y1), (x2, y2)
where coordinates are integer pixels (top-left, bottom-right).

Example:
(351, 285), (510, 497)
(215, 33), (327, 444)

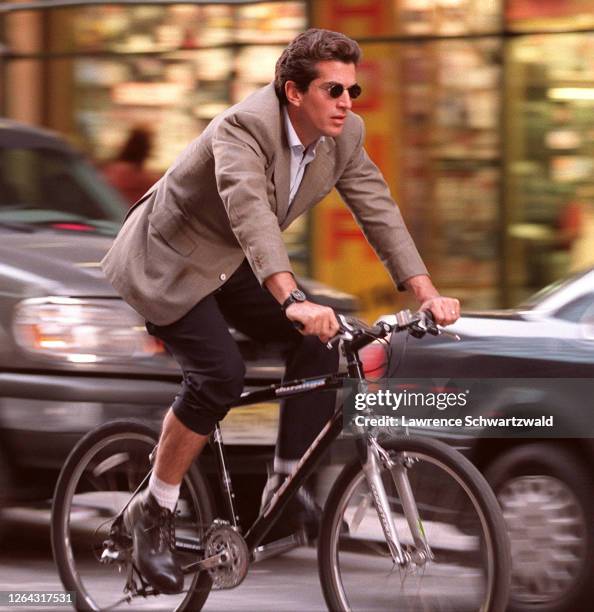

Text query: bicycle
(51, 310), (511, 611)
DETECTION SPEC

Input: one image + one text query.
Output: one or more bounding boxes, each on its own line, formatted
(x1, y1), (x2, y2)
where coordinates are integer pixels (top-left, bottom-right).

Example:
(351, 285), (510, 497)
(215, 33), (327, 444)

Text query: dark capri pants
(146, 259), (339, 462)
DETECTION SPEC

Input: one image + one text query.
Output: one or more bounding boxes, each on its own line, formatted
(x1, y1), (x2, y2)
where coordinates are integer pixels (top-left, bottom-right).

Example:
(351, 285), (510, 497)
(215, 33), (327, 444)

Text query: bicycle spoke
(320, 438), (510, 612)
(52, 423), (213, 611)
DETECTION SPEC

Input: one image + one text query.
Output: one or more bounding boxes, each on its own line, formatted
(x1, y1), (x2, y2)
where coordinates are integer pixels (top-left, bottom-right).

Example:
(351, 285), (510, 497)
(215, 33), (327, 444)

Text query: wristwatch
(281, 289), (307, 312)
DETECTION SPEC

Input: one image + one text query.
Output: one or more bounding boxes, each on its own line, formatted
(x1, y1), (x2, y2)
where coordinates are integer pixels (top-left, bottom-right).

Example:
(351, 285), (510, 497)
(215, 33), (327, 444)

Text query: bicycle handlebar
(291, 308), (458, 351)
(328, 309), (452, 352)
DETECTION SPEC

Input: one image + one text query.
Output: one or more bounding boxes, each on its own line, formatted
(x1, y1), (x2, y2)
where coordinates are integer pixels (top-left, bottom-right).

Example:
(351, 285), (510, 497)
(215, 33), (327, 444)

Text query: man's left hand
(419, 296), (460, 326)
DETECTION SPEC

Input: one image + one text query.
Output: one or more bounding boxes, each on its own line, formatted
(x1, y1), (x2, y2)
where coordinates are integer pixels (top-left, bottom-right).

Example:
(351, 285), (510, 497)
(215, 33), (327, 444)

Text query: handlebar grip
(420, 310), (440, 336)
(292, 320), (304, 331)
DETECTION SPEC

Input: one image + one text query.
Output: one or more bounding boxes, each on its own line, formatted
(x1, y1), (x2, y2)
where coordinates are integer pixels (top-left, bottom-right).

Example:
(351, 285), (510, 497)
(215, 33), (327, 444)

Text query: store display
(66, 4), (305, 163)
(398, 0), (501, 36)
(506, 31), (594, 298)
(63, 2), (308, 269)
(399, 38), (501, 293)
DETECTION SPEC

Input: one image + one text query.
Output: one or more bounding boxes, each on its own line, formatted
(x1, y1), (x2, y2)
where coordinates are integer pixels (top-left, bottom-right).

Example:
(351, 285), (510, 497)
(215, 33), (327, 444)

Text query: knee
(181, 349), (246, 410)
(217, 351), (246, 400)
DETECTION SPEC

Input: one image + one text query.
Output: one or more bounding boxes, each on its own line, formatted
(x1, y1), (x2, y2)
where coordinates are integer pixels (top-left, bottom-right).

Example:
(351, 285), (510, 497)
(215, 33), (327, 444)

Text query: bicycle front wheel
(318, 436), (510, 612)
(51, 419), (214, 611)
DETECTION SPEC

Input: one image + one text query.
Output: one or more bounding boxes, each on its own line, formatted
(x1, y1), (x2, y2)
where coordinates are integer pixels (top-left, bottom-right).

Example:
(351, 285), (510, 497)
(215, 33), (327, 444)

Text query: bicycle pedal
(100, 547), (120, 564)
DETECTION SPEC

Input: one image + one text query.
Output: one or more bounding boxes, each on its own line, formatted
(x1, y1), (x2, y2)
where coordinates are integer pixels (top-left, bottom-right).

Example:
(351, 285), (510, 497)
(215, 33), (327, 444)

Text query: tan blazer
(101, 84), (427, 326)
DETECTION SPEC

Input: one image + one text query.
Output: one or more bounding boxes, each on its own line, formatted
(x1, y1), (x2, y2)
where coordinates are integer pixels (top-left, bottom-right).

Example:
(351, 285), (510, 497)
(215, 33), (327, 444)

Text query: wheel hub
(497, 475), (586, 604)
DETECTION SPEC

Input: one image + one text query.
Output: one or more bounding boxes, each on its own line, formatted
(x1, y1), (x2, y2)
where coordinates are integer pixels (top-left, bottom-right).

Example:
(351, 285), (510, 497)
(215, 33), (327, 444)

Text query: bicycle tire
(318, 435), (511, 612)
(51, 419), (214, 612)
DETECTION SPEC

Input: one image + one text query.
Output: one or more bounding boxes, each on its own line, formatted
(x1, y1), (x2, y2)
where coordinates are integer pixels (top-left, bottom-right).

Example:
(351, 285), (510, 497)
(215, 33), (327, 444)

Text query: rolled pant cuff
(171, 396), (221, 436)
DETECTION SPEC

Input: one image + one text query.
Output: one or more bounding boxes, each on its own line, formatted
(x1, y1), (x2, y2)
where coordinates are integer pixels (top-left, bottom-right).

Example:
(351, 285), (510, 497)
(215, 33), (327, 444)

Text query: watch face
(291, 289), (307, 302)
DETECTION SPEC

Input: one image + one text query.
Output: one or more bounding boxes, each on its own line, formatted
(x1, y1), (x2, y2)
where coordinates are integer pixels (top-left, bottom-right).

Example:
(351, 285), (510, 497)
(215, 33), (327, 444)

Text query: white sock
(273, 456), (298, 475)
(149, 472), (180, 512)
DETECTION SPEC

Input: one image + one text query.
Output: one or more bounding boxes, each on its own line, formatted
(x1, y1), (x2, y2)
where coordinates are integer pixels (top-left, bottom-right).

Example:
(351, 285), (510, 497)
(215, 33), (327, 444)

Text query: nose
(337, 91), (352, 109)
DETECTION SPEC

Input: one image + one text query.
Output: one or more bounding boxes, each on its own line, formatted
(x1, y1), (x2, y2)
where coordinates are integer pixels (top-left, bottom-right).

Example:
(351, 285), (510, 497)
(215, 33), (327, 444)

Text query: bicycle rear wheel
(318, 436), (510, 612)
(51, 419), (214, 611)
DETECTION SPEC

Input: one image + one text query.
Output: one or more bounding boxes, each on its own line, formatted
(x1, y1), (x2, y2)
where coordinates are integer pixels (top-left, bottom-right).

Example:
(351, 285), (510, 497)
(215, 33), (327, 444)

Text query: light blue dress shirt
(283, 106), (324, 206)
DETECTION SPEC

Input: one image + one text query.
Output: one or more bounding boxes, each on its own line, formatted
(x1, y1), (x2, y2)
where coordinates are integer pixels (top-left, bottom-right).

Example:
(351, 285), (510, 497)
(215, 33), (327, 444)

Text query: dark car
(360, 269), (594, 612)
(0, 120), (358, 527)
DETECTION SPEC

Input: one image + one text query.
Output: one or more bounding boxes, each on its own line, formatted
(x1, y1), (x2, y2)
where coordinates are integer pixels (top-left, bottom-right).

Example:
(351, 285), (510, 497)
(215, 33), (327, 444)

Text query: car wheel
(484, 443), (594, 612)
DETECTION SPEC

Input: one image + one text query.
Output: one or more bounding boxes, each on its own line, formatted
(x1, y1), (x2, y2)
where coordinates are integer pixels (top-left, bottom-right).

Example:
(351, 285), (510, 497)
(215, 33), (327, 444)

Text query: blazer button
(219, 273), (227, 281)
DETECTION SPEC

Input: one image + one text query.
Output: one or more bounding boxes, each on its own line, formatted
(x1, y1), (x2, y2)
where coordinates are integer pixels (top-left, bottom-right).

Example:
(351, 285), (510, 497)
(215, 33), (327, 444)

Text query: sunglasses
(319, 82), (362, 100)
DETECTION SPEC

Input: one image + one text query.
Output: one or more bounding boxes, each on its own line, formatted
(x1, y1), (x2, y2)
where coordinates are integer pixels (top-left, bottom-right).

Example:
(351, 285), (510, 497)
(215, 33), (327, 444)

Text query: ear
(285, 80), (303, 108)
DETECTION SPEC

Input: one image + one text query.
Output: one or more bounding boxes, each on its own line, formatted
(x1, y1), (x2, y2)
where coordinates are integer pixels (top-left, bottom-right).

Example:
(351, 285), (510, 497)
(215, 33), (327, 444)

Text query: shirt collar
(283, 106), (324, 153)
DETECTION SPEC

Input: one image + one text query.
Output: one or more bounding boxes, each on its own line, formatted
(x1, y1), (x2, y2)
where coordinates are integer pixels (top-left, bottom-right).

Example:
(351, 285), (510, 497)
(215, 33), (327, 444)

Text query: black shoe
(123, 490), (184, 594)
(260, 472), (322, 541)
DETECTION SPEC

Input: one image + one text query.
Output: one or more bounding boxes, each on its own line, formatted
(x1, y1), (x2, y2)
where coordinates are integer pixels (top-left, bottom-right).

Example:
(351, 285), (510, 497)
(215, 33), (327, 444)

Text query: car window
(0, 146), (126, 234)
(519, 268), (593, 309)
(579, 301), (594, 325)
(554, 293), (594, 323)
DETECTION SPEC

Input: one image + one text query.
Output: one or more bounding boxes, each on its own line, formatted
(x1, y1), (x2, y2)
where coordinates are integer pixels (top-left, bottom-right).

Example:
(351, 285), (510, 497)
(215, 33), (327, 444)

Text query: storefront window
(310, 30), (502, 314)
(506, 32), (594, 302)
(11, 1), (308, 274)
(314, 0), (501, 39)
(506, 0), (594, 33)
(403, 38), (502, 307)
(47, 3), (304, 166)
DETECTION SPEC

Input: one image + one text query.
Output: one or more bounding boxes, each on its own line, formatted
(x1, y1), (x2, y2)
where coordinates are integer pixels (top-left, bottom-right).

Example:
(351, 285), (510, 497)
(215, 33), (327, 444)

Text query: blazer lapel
(281, 138), (335, 229)
(273, 142), (291, 223)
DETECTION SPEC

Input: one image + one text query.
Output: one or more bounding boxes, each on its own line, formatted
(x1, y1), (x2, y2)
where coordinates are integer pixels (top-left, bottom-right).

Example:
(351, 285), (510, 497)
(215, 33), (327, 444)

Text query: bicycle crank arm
(181, 551), (227, 573)
(252, 530), (307, 563)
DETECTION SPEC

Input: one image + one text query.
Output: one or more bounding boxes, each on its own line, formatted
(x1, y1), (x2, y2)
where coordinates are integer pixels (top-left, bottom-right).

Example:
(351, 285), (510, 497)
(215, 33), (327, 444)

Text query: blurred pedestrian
(102, 126), (159, 207)
(557, 188), (594, 273)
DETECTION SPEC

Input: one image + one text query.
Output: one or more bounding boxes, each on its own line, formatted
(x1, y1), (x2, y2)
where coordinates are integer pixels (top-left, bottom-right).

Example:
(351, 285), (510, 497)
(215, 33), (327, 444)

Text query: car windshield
(0, 146), (126, 235)
(518, 267), (593, 309)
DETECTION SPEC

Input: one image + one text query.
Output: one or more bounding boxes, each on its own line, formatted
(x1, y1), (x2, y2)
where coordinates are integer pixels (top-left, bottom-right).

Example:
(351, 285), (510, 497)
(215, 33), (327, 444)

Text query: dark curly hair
(274, 29), (361, 105)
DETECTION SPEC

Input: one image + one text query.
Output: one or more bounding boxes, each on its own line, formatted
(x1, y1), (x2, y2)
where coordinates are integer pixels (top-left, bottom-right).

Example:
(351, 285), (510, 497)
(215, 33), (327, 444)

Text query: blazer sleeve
(212, 112), (293, 284)
(335, 116), (428, 289)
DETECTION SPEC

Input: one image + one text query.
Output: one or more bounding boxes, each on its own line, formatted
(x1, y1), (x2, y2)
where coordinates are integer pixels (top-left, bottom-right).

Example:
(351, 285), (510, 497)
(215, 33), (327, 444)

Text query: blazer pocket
(149, 207), (197, 257)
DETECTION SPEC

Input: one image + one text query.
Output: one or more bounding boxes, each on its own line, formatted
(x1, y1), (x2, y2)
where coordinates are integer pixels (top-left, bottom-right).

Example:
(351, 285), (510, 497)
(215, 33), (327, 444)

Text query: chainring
(204, 521), (249, 590)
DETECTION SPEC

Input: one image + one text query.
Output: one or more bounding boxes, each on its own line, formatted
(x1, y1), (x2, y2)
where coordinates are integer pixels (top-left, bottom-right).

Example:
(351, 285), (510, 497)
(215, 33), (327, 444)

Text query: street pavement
(0, 502), (489, 612)
(0, 505), (326, 612)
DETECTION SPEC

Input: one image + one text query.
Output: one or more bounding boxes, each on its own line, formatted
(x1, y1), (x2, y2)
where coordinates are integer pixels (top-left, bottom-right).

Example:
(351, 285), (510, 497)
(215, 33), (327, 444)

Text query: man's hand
(285, 301), (340, 343)
(419, 296), (460, 326)
(403, 274), (460, 326)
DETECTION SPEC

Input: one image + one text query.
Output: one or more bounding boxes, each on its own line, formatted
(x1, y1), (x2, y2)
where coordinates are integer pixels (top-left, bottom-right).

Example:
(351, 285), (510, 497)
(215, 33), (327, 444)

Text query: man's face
(288, 61), (358, 144)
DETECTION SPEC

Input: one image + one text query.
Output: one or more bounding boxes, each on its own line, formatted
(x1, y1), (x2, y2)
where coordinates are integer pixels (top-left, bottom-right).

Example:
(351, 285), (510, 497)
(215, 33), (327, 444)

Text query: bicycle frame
(197, 336), (429, 567)
(212, 371), (346, 552)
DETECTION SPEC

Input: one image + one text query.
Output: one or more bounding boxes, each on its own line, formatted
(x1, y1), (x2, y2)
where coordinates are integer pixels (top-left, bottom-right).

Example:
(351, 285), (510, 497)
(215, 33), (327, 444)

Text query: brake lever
(412, 311), (460, 341)
(325, 314), (354, 349)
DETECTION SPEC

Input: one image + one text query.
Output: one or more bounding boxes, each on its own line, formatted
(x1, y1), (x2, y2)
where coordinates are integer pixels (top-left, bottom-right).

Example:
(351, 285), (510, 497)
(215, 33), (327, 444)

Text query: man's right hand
(285, 301), (340, 344)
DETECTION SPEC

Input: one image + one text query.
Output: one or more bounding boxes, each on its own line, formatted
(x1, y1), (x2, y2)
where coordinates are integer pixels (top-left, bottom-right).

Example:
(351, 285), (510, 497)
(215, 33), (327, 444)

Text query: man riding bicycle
(101, 28), (459, 594)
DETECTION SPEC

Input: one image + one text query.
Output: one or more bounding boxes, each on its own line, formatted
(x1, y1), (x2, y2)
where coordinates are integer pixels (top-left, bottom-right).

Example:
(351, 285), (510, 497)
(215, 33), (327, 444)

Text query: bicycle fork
(360, 436), (434, 568)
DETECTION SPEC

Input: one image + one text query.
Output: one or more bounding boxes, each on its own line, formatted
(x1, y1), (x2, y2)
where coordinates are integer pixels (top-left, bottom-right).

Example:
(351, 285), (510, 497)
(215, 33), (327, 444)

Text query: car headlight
(13, 296), (165, 364)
